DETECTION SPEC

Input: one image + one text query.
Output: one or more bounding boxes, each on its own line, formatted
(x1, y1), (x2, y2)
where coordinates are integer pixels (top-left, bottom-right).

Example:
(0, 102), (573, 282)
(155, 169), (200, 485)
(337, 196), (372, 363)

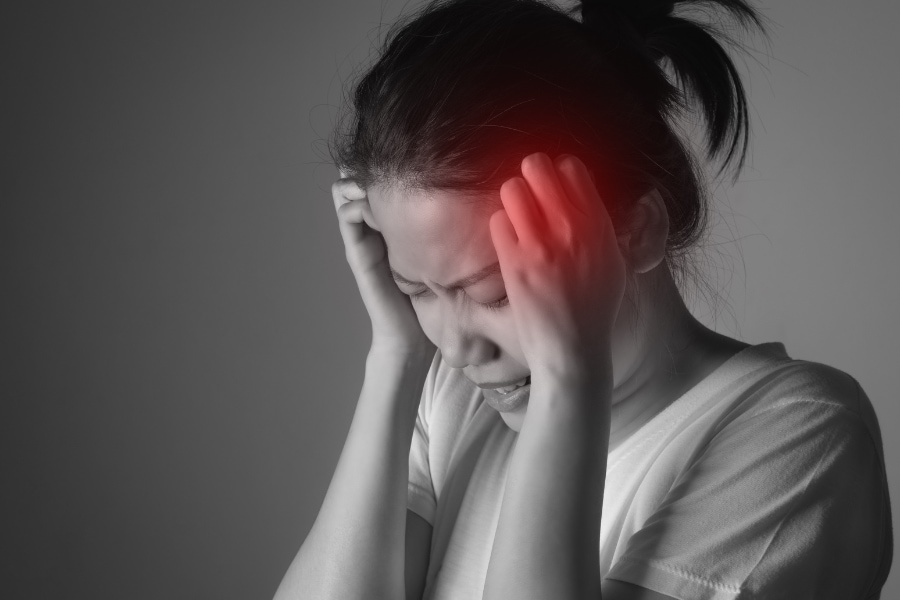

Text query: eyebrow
(390, 262), (502, 291)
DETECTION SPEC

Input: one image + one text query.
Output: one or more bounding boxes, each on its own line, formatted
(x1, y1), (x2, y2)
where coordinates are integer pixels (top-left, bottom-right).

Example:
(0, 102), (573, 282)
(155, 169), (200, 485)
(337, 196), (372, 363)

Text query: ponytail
(579, 0), (766, 176)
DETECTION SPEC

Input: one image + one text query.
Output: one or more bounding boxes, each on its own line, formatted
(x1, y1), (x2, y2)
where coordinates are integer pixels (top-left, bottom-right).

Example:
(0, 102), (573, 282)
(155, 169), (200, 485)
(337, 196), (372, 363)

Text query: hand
(332, 170), (436, 356)
(488, 153), (626, 383)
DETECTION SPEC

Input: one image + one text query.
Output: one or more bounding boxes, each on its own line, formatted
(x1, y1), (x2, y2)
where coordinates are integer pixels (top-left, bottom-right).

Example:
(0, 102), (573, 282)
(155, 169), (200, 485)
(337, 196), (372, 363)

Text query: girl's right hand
(332, 171), (437, 357)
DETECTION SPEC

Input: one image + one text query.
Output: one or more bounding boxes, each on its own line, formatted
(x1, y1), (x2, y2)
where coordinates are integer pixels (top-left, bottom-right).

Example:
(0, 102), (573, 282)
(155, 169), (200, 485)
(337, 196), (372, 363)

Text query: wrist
(532, 347), (613, 390)
(525, 351), (612, 427)
(367, 341), (435, 371)
(369, 335), (436, 360)
(361, 345), (435, 418)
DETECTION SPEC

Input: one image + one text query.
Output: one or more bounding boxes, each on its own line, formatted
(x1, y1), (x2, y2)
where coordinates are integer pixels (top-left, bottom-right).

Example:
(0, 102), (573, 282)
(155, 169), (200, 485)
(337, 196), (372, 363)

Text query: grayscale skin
(273, 152), (749, 600)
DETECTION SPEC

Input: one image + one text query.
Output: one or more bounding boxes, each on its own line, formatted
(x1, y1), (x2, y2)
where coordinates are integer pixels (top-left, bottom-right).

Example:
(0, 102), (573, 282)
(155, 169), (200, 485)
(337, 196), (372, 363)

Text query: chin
(498, 403), (527, 432)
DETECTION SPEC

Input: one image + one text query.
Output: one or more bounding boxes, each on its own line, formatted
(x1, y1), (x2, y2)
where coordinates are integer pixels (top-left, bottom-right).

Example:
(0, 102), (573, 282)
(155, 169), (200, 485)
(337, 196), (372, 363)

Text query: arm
(482, 363), (678, 600)
(482, 152), (679, 600)
(272, 346), (434, 600)
(482, 365), (610, 600)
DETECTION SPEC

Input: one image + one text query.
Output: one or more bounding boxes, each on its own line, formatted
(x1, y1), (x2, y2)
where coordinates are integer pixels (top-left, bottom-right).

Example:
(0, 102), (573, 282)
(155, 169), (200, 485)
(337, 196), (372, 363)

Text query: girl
(275, 0), (892, 598)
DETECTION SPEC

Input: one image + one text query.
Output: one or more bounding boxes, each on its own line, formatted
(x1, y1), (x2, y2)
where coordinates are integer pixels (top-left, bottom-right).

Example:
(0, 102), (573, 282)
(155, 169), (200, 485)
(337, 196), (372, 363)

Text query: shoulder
(611, 352), (892, 599)
(757, 358), (862, 410)
(755, 356), (888, 451)
(731, 360), (893, 597)
(700, 354), (888, 502)
(723, 354), (875, 440)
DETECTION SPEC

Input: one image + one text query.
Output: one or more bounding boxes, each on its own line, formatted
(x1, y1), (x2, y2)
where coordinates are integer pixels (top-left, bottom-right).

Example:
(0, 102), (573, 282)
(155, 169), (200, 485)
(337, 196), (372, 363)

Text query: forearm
(273, 346), (434, 600)
(483, 361), (612, 600)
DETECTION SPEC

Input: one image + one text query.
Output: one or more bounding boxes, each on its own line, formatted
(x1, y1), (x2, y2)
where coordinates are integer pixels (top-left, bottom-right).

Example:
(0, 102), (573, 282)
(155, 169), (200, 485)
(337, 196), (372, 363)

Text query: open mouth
(480, 375), (531, 412)
(494, 374), (531, 394)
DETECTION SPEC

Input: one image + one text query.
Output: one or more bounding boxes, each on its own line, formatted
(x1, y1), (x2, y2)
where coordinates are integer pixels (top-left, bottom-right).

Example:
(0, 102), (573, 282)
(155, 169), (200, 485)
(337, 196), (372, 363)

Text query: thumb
(489, 208), (517, 262)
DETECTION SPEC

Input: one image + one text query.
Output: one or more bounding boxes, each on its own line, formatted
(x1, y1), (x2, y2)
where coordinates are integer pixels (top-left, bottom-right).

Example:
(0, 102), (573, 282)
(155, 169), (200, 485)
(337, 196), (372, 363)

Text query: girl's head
(331, 0), (765, 429)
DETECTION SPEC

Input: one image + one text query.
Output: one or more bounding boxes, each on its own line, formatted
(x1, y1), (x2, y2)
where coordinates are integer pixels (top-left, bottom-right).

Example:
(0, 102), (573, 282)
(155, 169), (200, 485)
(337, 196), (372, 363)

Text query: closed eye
(479, 295), (509, 311)
(408, 289), (509, 311)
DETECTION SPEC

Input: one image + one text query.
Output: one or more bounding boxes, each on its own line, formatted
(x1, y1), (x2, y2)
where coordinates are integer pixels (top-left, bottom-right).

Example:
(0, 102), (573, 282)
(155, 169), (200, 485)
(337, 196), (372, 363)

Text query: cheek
(493, 312), (521, 346)
(479, 310), (528, 364)
(410, 303), (441, 345)
(412, 302), (525, 360)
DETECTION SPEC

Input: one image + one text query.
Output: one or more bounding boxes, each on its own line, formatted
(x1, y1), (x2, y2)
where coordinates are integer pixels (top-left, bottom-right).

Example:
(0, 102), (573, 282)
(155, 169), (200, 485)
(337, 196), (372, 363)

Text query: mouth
(478, 375), (531, 413)
(476, 374), (531, 390)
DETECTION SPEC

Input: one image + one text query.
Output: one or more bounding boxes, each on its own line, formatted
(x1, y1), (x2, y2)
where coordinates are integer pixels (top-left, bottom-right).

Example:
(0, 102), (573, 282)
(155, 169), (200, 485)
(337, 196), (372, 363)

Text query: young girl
(275, 0), (892, 598)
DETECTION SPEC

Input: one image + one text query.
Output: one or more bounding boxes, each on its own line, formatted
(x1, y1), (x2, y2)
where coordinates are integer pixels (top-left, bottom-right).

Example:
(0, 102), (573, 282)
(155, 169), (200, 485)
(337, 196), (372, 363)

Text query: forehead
(367, 184), (500, 280)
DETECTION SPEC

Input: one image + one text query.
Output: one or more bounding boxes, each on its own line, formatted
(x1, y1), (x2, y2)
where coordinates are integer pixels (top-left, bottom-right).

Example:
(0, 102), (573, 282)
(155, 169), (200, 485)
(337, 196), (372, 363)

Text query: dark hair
(330, 0), (766, 302)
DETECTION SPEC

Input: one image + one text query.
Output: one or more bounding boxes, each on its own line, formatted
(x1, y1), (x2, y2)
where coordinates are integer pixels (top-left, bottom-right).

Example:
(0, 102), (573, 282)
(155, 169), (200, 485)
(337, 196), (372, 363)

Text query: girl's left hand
(489, 152), (627, 384)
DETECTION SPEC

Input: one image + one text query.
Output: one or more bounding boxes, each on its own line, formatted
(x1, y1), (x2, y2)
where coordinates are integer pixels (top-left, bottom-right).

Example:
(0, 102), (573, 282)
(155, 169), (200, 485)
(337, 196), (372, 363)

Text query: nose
(437, 306), (494, 369)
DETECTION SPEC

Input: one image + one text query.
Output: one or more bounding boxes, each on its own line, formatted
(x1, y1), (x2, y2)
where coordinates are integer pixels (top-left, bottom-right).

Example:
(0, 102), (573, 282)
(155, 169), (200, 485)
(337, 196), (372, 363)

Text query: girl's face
(367, 184), (644, 432)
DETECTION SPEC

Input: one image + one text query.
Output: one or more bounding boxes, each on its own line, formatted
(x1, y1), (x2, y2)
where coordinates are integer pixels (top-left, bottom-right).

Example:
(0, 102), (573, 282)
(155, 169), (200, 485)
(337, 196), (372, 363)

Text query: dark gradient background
(3, 1), (897, 598)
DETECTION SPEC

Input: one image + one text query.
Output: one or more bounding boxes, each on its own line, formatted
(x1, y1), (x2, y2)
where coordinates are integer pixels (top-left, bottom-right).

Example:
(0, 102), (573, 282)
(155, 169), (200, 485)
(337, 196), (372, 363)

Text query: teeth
(496, 376), (530, 394)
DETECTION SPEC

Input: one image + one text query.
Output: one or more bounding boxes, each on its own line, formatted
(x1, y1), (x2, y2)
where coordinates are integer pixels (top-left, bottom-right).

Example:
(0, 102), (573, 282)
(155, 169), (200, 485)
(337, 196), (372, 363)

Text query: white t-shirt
(407, 342), (893, 600)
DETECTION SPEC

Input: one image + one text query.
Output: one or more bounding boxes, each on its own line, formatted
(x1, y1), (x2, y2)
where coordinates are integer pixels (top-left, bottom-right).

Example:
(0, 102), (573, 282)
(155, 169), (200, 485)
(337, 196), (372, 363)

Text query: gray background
(3, 1), (897, 598)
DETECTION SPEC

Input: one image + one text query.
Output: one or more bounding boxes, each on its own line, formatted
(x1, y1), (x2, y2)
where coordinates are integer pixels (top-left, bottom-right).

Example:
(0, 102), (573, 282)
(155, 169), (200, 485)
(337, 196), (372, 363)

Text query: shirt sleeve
(407, 349), (441, 526)
(605, 384), (891, 599)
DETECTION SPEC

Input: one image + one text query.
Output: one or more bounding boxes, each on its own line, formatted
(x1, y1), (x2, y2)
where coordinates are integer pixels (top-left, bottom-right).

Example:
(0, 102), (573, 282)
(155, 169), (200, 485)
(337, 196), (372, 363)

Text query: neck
(608, 264), (730, 448)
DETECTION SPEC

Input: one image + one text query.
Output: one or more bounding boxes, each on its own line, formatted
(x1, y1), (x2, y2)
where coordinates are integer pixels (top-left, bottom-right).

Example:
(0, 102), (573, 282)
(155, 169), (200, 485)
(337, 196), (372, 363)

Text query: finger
(553, 154), (594, 220)
(336, 199), (369, 245)
(500, 176), (544, 246)
(333, 177), (383, 231)
(520, 152), (572, 233)
(489, 208), (518, 264)
(338, 200), (381, 231)
(337, 200), (384, 245)
(332, 178), (367, 212)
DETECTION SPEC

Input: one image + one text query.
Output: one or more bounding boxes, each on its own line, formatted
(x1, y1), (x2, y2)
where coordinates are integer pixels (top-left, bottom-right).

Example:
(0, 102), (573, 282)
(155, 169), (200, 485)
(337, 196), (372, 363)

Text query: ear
(616, 188), (668, 274)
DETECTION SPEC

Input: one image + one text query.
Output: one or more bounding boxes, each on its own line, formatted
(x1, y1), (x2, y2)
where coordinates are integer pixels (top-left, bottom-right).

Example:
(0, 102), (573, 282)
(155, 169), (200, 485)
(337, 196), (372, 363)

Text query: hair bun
(581, 0), (675, 27)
